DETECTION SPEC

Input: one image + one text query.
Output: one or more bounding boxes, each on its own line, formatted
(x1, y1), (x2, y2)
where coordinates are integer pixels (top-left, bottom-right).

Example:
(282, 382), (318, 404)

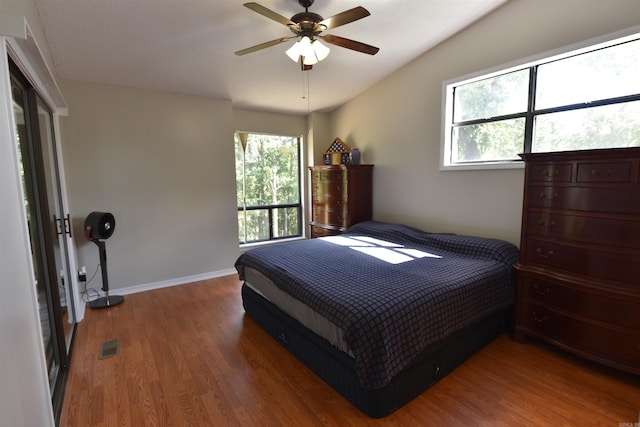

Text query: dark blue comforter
(235, 221), (519, 390)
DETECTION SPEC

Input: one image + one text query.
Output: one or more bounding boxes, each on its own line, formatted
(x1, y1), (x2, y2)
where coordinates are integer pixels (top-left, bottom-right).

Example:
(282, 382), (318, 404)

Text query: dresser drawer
(518, 302), (640, 370)
(310, 225), (342, 238)
(312, 207), (346, 227)
(312, 180), (347, 196)
(518, 275), (640, 330)
(529, 163), (572, 183)
(311, 170), (347, 182)
(576, 161), (633, 183)
(311, 191), (346, 207)
(526, 211), (640, 249)
(528, 185), (640, 214)
(524, 238), (640, 286)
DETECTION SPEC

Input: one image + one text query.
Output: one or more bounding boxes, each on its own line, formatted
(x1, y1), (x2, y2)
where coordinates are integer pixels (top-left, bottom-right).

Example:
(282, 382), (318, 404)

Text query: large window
(235, 132), (302, 244)
(442, 31), (640, 169)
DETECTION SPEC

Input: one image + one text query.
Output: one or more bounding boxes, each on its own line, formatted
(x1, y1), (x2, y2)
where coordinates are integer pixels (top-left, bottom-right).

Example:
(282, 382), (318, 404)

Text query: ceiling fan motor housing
(290, 11), (325, 35)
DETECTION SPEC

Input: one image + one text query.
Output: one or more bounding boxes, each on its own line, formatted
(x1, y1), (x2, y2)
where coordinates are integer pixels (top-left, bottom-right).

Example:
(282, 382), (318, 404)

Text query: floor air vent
(99, 338), (120, 360)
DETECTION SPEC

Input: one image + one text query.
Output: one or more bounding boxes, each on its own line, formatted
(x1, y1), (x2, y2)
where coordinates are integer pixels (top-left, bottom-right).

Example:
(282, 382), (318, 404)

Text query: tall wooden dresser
(309, 164), (373, 238)
(513, 147), (640, 375)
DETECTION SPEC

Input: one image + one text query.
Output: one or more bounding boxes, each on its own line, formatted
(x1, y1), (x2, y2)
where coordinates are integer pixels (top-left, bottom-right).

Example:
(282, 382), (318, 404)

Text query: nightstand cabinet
(309, 164), (373, 237)
(513, 147), (640, 375)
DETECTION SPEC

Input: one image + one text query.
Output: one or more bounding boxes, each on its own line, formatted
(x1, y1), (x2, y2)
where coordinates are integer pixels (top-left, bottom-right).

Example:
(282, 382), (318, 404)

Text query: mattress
(236, 221), (520, 390)
(242, 282), (512, 417)
(244, 266), (353, 355)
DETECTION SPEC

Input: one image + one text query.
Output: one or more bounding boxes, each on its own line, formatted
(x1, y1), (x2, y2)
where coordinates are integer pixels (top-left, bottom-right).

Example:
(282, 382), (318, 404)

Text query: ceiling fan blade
(319, 6), (370, 30)
(320, 34), (379, 55)
(243, 2), (294, 26)
(235, 36), (294, 56)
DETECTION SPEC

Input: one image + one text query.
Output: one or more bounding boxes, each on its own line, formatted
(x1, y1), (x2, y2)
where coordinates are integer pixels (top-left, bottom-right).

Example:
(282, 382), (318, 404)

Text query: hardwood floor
(61, 275), (639, 426)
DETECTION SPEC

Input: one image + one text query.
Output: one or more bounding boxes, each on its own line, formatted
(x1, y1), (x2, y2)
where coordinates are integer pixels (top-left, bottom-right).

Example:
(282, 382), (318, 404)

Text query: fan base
(90, 295), (124, 309)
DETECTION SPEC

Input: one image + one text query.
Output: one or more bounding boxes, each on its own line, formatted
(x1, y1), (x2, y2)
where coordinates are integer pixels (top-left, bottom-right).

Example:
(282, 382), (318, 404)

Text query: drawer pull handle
(533, 285), (550, 296)
(536, 248), (554, 258)
(591, 168), (611, 178)
(532, 312), (548, 323)
(542, 169), (558, 178)
(540, 192), (557, 202)
(536, 219), (556, 229)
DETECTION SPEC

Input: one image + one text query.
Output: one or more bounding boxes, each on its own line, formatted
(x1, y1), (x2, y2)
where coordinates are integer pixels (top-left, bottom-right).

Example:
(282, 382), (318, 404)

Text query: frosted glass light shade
(285, 36), (330, 65)
(302, 53), (318, 65)
(285, 41), (302, 62)
(312, 40), (330, 61)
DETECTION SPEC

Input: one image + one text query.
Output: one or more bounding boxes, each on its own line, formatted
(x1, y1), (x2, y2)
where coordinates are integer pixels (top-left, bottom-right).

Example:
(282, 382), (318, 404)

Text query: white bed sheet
(244, 266), (353, 356)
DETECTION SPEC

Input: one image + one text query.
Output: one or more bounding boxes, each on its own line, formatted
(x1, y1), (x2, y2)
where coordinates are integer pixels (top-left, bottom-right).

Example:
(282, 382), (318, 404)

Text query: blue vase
(351, 148), (361, 164)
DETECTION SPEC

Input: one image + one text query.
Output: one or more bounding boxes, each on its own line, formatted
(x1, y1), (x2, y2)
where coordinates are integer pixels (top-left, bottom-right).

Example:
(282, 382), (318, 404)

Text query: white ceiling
(34, 0), (508, 115)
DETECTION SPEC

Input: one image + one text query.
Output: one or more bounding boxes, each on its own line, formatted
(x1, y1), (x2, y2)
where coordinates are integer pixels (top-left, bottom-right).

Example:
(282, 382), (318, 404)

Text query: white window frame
(441, 25), (640, 171)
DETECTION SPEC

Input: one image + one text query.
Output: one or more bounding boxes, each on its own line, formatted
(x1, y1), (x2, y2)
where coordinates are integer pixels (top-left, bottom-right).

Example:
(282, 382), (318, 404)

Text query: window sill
(239, 236), (306, 252)
(439, 160), (524, 171)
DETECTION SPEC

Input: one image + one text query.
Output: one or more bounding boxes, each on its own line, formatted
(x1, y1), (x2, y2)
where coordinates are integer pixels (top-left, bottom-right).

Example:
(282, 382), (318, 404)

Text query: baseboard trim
(113, 268), (238, 296)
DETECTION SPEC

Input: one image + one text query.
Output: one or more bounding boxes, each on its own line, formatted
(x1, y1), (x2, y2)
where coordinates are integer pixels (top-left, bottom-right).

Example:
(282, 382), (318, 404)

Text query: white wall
(60, 80), (239, 293)
(233, 107), (307, 137)
(60, 85), (312, 294)
(329, 0), (640, 245)
(308, 111), (332, 166)
(0, 1), (59, 426)
(0, 40), (56, 427)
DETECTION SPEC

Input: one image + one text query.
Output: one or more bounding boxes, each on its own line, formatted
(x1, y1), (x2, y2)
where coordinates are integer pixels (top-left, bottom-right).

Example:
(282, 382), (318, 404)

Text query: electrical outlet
(78, 266), (87, 282)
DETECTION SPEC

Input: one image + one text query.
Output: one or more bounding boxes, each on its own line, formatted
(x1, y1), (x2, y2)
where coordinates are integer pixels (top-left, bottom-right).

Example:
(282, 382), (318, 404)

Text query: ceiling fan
(235, 0), (379, 70)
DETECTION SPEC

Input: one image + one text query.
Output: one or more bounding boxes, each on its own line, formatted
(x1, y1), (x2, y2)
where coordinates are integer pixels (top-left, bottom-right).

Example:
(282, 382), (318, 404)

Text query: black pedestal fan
(84, 211), (124, 309)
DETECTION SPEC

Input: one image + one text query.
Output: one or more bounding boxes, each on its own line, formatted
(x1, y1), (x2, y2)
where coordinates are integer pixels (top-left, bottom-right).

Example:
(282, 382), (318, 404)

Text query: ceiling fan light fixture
(286, 36), (329, 66)
(312, 39), (330, 61)
(285, 40), (302, 62)
(302, 53), (318, 66)
(236, 2), (379, 64)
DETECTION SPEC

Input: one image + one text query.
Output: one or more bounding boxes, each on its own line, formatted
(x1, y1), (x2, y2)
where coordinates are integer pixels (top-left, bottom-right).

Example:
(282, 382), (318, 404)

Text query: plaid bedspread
(235, 221), (519, 390)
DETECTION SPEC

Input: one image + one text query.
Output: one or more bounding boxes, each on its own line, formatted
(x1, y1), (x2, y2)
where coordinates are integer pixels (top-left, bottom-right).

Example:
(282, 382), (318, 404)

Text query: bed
(235, 221), (519, 417)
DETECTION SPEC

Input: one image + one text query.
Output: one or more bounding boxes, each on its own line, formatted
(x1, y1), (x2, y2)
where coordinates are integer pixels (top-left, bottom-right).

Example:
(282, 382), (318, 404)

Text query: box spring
(241, 284), (511, 418)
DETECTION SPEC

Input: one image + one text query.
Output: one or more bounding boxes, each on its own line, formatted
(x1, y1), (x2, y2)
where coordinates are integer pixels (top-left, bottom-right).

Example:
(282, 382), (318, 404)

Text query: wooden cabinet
(513, 148), (640, 375)
(309, 164), (373, 237)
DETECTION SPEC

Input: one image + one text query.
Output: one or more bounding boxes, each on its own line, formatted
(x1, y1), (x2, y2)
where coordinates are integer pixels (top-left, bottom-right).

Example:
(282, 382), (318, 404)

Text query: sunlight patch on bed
(396, 248), (442, 259)
(350, 236), (403, 247)
(320, 236), (374, 246)
(352, 247), (414, 264)
(321, 234), (443, 264)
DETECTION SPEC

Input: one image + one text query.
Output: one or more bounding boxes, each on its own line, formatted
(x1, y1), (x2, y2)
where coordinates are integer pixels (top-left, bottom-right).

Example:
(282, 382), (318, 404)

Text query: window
(235, 132), (302, 244)
(442, 31), (640, 169)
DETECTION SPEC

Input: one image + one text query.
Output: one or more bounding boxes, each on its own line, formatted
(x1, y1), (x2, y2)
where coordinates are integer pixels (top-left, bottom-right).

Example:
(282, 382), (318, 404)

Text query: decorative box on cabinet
(309, 164), (373, 238)
(513, 147), (640, 375)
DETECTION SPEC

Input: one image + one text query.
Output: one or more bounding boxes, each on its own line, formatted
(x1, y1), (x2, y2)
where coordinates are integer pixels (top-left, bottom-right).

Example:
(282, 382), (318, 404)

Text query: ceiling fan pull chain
(306, 71), (311, 113)
(301, 70), (306, 100)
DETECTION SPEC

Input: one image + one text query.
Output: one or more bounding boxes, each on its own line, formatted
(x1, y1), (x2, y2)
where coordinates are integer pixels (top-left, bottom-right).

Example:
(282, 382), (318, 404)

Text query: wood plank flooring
(61, 275), (640, 426)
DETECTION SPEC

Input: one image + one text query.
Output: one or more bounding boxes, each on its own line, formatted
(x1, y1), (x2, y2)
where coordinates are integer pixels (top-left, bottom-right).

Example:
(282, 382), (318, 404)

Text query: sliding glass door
(10, 59), (75, 423)
(35, 90), (78, 352)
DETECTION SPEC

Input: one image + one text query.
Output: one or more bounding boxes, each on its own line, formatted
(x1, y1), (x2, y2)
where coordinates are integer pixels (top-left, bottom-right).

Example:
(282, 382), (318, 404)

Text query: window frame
(235, 131), (303, 246)
(441, 25), (640, 171)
